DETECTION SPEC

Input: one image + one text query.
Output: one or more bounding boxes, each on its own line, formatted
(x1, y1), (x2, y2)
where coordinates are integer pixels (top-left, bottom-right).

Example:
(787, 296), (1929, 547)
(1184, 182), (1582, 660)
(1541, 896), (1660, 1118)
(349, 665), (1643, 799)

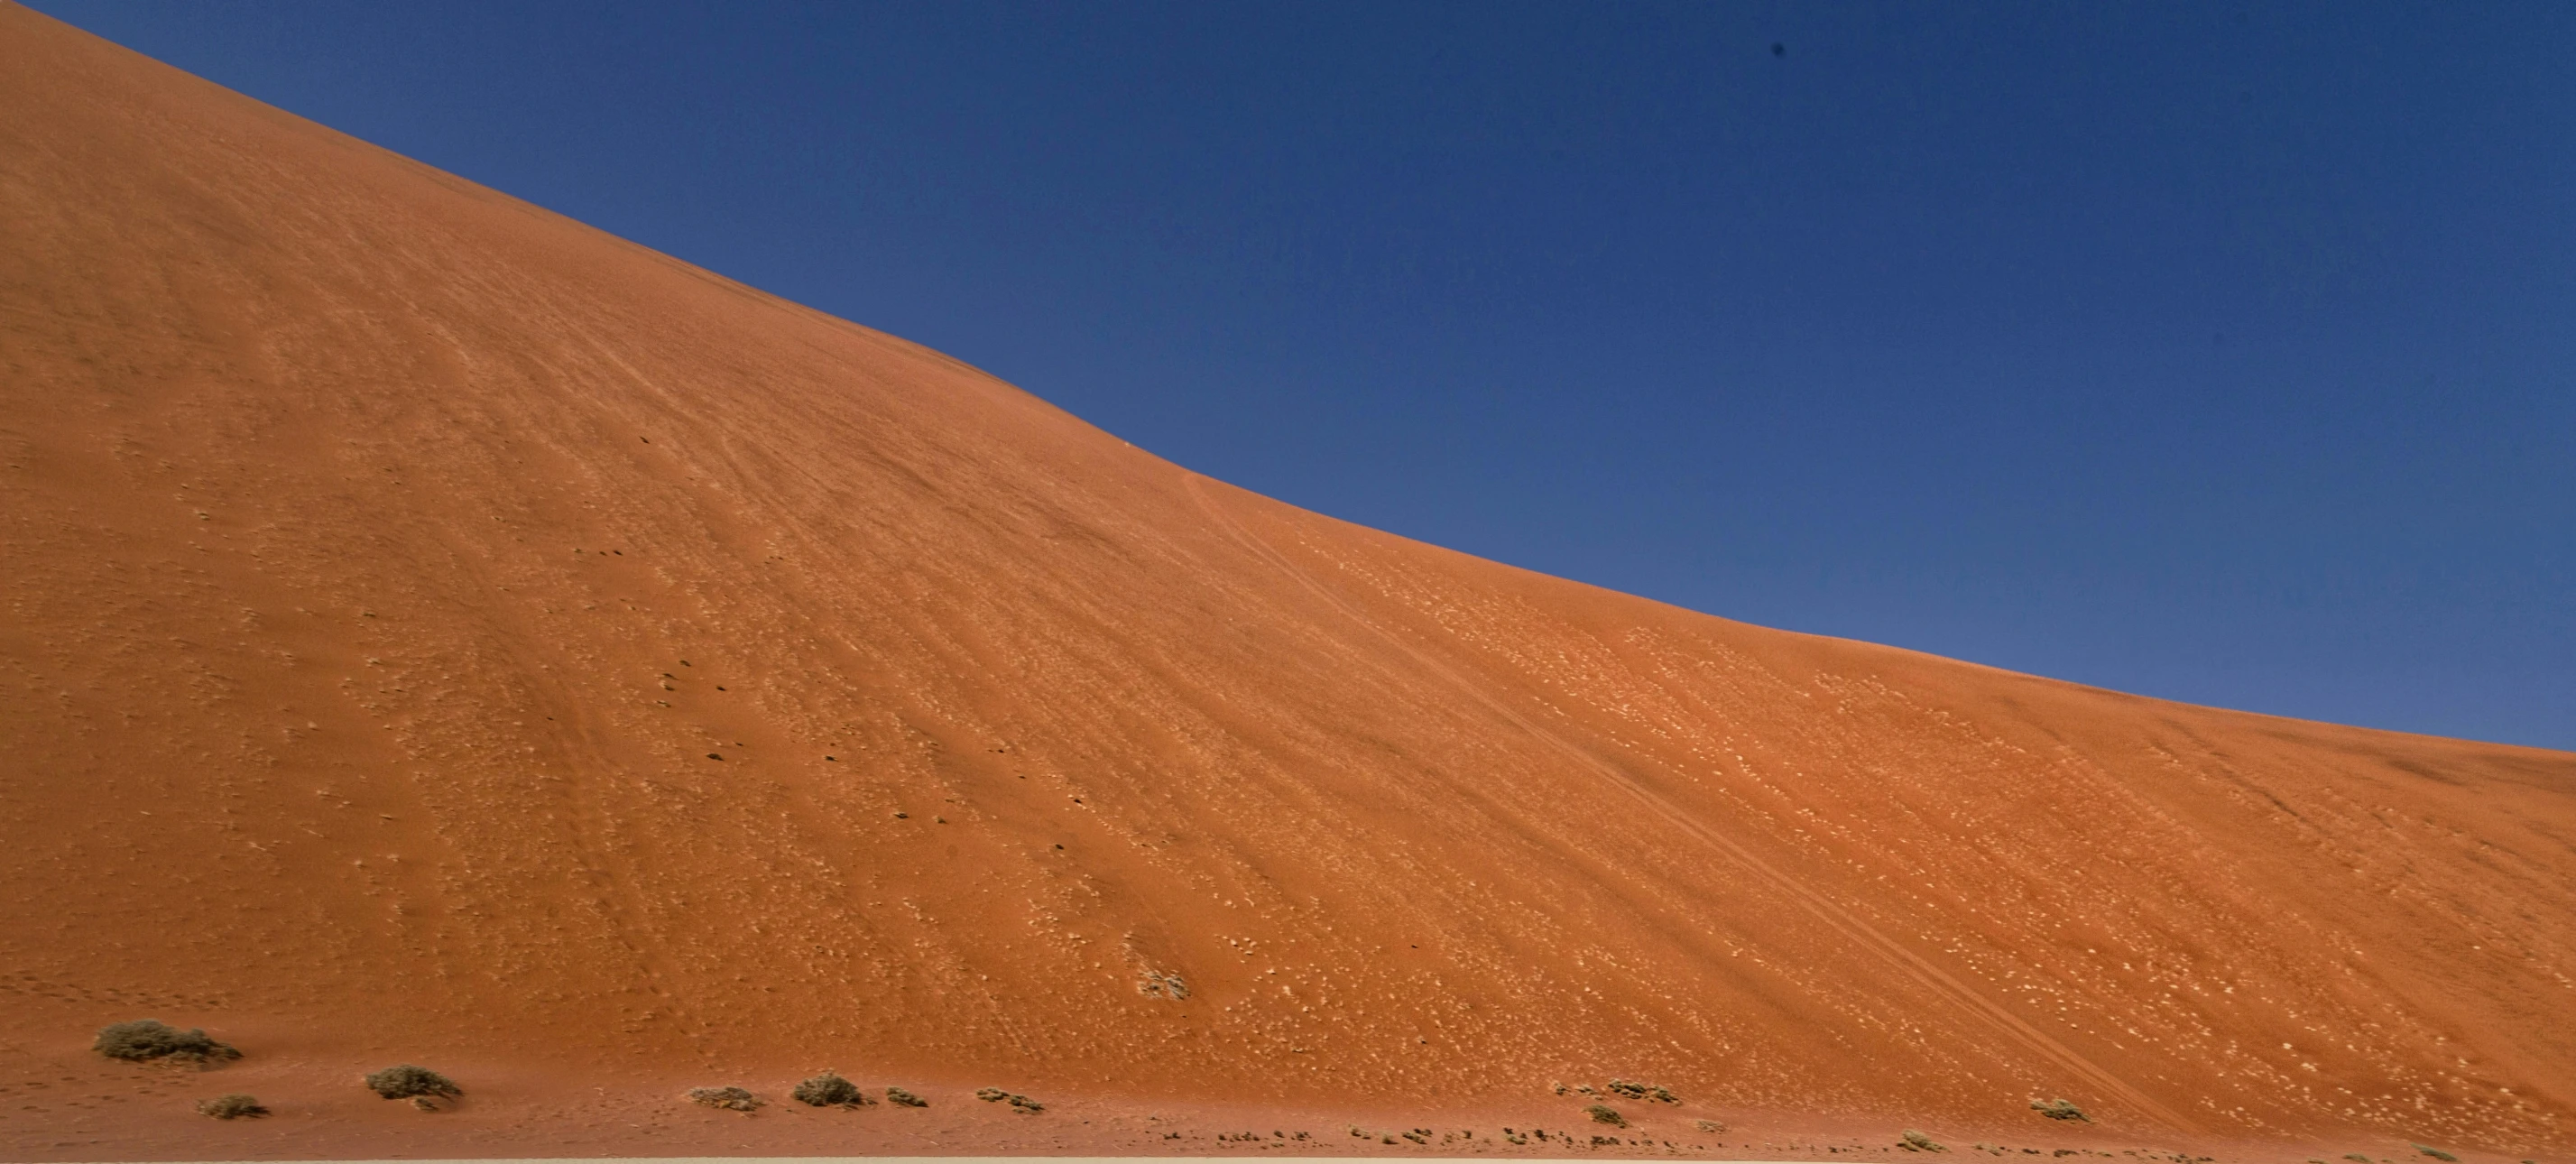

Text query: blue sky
(35, 2), (2574, 750)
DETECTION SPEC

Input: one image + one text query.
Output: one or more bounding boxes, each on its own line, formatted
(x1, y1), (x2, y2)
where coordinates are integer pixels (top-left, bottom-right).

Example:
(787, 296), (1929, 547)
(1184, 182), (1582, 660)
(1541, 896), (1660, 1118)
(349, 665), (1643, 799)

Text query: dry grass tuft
(791, 1072), (868, 1108)
(2030, 1098), (2089, 1122)
(196, 1094), (267, 1119)
(688, 1085), (763, 1113)
(364, 1064), (460, 1107)
(95, 1020), (240, 1065)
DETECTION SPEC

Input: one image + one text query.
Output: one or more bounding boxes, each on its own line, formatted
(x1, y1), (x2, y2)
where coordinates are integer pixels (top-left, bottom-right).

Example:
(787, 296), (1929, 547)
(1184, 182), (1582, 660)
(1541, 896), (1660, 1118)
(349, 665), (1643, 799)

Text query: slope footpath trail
(1183, 471), (2199, 1134)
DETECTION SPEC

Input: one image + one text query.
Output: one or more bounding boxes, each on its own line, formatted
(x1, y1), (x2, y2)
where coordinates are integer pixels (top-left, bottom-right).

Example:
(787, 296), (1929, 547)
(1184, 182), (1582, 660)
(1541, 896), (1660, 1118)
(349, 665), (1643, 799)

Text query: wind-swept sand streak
(1181, 474), (2199, 1134)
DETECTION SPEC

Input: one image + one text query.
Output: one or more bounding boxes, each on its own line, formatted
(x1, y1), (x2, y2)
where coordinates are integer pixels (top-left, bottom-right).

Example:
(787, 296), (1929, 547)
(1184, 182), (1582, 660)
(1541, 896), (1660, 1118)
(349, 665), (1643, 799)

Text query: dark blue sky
(35, 2), (2574, 750)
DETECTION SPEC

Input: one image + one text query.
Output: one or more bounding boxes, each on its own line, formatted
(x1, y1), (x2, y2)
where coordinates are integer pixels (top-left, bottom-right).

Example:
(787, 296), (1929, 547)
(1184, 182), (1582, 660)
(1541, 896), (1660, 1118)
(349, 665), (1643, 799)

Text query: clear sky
(32, 2), (2575, 751)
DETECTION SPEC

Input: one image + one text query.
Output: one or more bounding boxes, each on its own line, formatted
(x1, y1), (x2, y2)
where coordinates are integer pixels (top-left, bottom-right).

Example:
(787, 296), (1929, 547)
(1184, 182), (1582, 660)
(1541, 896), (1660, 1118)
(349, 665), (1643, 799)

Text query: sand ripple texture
(0, 6), (2568, 1162)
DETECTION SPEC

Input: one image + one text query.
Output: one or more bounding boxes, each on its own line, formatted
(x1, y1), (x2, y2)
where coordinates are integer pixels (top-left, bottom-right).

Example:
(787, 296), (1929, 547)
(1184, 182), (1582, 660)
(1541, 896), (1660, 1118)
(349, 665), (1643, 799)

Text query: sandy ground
(78, 1158), (1881, 1164)
(1, 5), (2570, 1163)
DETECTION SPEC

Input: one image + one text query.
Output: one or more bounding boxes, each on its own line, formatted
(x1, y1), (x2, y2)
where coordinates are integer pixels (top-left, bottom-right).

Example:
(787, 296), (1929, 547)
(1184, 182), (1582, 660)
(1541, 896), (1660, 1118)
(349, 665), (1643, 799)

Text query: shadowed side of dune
(0, 5), (2569, 1159)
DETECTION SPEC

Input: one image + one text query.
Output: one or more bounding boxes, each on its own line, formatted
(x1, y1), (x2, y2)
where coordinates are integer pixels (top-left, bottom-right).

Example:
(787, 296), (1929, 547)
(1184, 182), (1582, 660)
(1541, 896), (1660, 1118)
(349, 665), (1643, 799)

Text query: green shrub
(886, 1085), (928, 1107)
(196, 1094), (267, 1119)
(2030, 1098), (2089, 1122)
(688, 1085), (762, 1112)
(95, 1020), (240, 1065)
(2413, 1146), (2458, 1162)
(365, 1065), (460, 1102)
(792, 1072), (866, 1107)
(1903, 1130), (1947, 1152)
(1584, 1104), (1625, 1126)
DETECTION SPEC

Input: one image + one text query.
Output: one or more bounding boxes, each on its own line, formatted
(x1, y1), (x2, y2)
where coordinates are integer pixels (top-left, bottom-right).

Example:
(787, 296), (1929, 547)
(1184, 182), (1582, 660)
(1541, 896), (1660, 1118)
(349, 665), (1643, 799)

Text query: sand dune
(1, 5), (2569, 1160)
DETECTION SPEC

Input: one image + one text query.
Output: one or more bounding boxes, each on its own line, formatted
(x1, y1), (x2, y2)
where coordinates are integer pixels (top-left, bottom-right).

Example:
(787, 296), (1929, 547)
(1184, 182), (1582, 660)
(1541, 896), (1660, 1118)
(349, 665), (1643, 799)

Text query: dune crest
(1, 5), (2567, 1159)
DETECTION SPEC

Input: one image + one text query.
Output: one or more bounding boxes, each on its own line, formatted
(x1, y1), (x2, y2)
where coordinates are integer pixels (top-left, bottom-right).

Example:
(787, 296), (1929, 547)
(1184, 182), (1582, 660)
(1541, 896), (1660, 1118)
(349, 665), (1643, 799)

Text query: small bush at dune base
(1607, 1078), (1680, 1104)
(886, 1085), (928, 1107)
(975, 1085), (1043, 1113)
(688, 1086), (763, 1112)
(95, 1020), (241, 1065)
(2030, 1098), (2089, 1122)
(792, 1072), (867, 1108)
(1584, 1104), (1625, 1126)
(365, 1064), (461, 1105)
(1696, 1118), (1728, 1133)
(197, 1094), (268, 1119)
(2413, 1146), (2458, 1162)
(1902, 1130), (1947, 1152)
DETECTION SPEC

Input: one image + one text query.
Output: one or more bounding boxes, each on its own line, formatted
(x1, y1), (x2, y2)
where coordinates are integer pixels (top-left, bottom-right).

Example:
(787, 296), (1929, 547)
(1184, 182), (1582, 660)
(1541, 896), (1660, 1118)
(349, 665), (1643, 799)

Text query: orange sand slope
(2, 5), (2570, 1160)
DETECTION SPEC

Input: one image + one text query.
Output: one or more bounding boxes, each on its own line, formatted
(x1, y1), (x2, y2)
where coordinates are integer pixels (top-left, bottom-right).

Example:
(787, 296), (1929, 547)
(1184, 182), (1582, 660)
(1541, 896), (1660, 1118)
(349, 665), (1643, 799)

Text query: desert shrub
(1584, 1104), (1625, 1126)
(974, 1089), (1043, 1113)
(1696, 1118), (1728, 1133)
(886, 1085), (928, 1107)
(2413, 1146), (2458, 1162)
(1606, 1078), (1680, 1104)
(2343, 1157), (2372, 1163)
(688, 1085), (763, 1112)
(365, 1065), (460, 1102)
(197, 1094), (268, 1119)
(2030, 1098), (2089, 1122)
(792, 1072), (866, 1108)
(95, 1020), (240, 1065)
(1902, 1130), (1948, 1152)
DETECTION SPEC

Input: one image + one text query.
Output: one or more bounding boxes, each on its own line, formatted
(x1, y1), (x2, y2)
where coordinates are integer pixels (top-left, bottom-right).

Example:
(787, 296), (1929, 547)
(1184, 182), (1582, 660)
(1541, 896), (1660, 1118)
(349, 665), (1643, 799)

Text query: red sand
(1, 5), (2569, 1161)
